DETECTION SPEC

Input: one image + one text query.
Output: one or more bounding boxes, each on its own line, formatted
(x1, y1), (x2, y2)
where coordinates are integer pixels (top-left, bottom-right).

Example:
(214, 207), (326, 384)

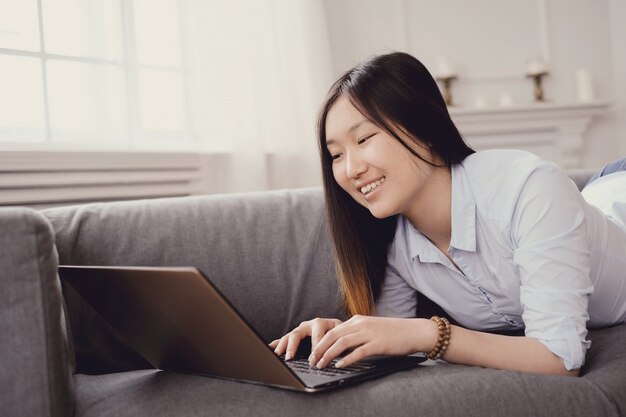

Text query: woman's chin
(367, 205), (396, 219)
(353, 192), (395, 219)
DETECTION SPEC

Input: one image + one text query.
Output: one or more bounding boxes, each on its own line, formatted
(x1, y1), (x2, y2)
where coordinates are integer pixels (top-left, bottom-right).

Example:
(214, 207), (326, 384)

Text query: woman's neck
(404, 166), (452, 249)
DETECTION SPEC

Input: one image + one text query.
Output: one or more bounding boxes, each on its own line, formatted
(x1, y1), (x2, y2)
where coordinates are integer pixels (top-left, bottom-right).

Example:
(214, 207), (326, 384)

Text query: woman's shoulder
(456, 149), (568, 217)
(459, 149), (559, 187)
(461, 149), (545, 171)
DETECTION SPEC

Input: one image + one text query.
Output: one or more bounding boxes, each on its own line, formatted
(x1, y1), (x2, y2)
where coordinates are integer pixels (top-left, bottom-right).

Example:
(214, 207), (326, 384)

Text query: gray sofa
(2, 171), (625, 417)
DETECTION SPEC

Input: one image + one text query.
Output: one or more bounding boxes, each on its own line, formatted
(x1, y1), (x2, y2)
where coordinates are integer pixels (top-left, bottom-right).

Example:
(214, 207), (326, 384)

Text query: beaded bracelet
(426, 316), (451, 361)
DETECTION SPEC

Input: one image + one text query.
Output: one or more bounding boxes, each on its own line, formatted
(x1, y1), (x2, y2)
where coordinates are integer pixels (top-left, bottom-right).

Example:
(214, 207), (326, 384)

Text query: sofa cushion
(0, 208), (74, 417)
(580, 324), (626, 415)
(73, 355), (618, 417)
(72, 323), (626, 417)
(42, 188), (343, 374)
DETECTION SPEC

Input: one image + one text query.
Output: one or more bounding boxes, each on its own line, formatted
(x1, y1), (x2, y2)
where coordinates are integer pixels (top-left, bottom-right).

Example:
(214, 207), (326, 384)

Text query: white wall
(609, 0), (626, 159)
(323, 0), (625, 168)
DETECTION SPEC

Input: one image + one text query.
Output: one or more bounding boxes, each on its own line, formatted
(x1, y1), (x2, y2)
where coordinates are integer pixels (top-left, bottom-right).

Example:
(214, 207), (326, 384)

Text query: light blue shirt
(374, 150), (626, 370)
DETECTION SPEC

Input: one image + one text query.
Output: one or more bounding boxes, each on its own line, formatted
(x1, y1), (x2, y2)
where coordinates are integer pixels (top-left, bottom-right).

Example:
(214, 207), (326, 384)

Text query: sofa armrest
(0, 208), (74, 417)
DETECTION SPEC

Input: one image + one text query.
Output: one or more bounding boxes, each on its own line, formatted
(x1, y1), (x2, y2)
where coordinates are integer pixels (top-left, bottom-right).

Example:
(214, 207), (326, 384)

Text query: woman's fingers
(309, 327), (338, 365)
(311, 327), (324, 352)
(313, 332), (363, 369)
(273, 335), (290, 356)
(310, 318), (324, 347)
(278, 316), (419, 368)
(332, 344), (372, 369)
(275, 323), (310, 360)
(271, 318), (344, 360)
(309, 322), (358, 367)
(285, 330), (305, 360)
(310, 318), (338, 350)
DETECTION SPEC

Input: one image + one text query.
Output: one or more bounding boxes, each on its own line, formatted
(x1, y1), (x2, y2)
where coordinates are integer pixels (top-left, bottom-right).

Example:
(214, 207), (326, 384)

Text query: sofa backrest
(37, 169), (597, 375)
(42, 187), (343, 374)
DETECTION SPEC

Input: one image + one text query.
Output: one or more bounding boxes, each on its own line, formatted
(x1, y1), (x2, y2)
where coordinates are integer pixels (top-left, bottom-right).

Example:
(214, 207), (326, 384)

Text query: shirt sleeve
(511, 164), (593, 371)
(373, 265), (418, 318)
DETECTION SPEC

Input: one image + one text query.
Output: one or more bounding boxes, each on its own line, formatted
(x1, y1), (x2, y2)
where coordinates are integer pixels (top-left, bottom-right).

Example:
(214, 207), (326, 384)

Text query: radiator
(0, 151), (207, 208)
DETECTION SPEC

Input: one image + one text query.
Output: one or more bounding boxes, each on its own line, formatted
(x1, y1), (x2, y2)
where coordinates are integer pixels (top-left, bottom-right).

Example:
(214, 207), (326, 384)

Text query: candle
(576, 69), (594, 102)
(526, 57), (547, 76)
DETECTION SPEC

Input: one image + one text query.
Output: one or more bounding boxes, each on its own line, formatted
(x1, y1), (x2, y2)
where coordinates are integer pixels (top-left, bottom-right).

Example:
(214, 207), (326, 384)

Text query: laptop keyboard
(283, 357), (375, 376)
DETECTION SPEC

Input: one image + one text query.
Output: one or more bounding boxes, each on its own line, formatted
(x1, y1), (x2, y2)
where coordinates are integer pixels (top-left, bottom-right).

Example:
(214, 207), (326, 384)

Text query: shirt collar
(403, 217), (440, 263)
(449, 162), (477, 252)
(402, 162), (477, 263)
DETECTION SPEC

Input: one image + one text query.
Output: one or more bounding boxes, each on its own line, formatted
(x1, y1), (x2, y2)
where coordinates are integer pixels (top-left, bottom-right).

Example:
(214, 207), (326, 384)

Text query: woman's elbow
(563, 367), (581, 377)
(554, 356), (581, 377)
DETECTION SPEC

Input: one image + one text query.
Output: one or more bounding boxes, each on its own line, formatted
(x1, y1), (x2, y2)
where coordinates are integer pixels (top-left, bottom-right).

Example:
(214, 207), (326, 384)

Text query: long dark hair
(317, 52), (474, 317)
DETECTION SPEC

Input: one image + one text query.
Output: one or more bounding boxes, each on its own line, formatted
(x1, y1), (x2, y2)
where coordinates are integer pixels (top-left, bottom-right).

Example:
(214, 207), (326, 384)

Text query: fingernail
(285, 350), (293, 361)
(308, 354), (316, 366)
(316, 359), (325, 369)
(335, 360), (344, 368)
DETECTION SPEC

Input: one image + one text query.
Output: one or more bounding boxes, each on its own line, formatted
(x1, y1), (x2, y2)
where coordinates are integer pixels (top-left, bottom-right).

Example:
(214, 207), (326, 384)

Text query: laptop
(58, 265), (426, 393)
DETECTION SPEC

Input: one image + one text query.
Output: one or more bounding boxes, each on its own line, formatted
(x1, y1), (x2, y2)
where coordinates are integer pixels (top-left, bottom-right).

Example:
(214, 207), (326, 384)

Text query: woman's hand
(308, 315), (433, 369)
(268, 317), (343, 360)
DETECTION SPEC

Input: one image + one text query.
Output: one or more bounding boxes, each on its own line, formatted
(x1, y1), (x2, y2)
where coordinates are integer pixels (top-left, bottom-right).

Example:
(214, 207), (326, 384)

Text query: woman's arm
(308, 315), (579, 377)
(510, 164), (593, 373)
(414, 319), (580, 377)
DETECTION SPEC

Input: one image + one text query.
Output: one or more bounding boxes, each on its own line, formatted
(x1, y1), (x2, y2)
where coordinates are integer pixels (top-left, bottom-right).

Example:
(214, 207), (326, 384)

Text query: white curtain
(182, 0), (335, 192)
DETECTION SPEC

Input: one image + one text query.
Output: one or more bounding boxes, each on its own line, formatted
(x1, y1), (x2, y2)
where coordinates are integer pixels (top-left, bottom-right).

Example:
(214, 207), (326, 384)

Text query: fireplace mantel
(448, 101), (611, 168)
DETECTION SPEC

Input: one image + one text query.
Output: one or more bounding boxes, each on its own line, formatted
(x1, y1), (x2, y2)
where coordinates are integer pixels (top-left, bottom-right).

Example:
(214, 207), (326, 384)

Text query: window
(0, 0), (328, 206)
(0, 0), (194, 151)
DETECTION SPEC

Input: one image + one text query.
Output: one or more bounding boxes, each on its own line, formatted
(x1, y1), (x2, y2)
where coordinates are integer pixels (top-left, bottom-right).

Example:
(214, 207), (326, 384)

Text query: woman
(269, 52), (626, 377)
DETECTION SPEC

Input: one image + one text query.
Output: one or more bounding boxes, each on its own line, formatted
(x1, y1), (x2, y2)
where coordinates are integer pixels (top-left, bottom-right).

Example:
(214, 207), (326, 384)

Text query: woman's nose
(346, 152), (367, 179)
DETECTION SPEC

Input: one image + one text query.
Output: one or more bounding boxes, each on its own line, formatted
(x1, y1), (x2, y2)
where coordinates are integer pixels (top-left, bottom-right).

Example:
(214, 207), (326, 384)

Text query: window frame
(0, 0), (195, 151)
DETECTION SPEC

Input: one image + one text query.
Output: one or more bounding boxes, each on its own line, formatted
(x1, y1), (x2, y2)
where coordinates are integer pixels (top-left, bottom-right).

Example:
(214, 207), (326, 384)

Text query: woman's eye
(331, 153), (341, 160)
(358, 133), (375, 145)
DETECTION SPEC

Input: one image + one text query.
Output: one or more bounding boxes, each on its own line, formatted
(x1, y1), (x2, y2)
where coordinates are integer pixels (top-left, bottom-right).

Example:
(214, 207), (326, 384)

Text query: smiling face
(324, 95), (442, 220)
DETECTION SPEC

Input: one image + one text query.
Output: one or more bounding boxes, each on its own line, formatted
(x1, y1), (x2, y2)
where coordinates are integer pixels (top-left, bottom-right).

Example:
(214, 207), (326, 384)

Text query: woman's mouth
(360, 177), (385, 199)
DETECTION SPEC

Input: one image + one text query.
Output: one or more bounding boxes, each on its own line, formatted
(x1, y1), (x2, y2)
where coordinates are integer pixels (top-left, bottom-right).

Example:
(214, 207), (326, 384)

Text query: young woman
(269, 52), (626, 377)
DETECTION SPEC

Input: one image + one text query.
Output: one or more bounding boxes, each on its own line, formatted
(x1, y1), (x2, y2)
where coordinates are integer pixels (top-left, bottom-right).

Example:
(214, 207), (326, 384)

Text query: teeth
(360, 177), (385, 194)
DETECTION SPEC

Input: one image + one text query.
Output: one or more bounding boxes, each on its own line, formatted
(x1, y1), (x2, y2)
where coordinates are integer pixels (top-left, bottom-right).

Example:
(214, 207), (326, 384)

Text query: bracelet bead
(426, 316), (452, 361)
